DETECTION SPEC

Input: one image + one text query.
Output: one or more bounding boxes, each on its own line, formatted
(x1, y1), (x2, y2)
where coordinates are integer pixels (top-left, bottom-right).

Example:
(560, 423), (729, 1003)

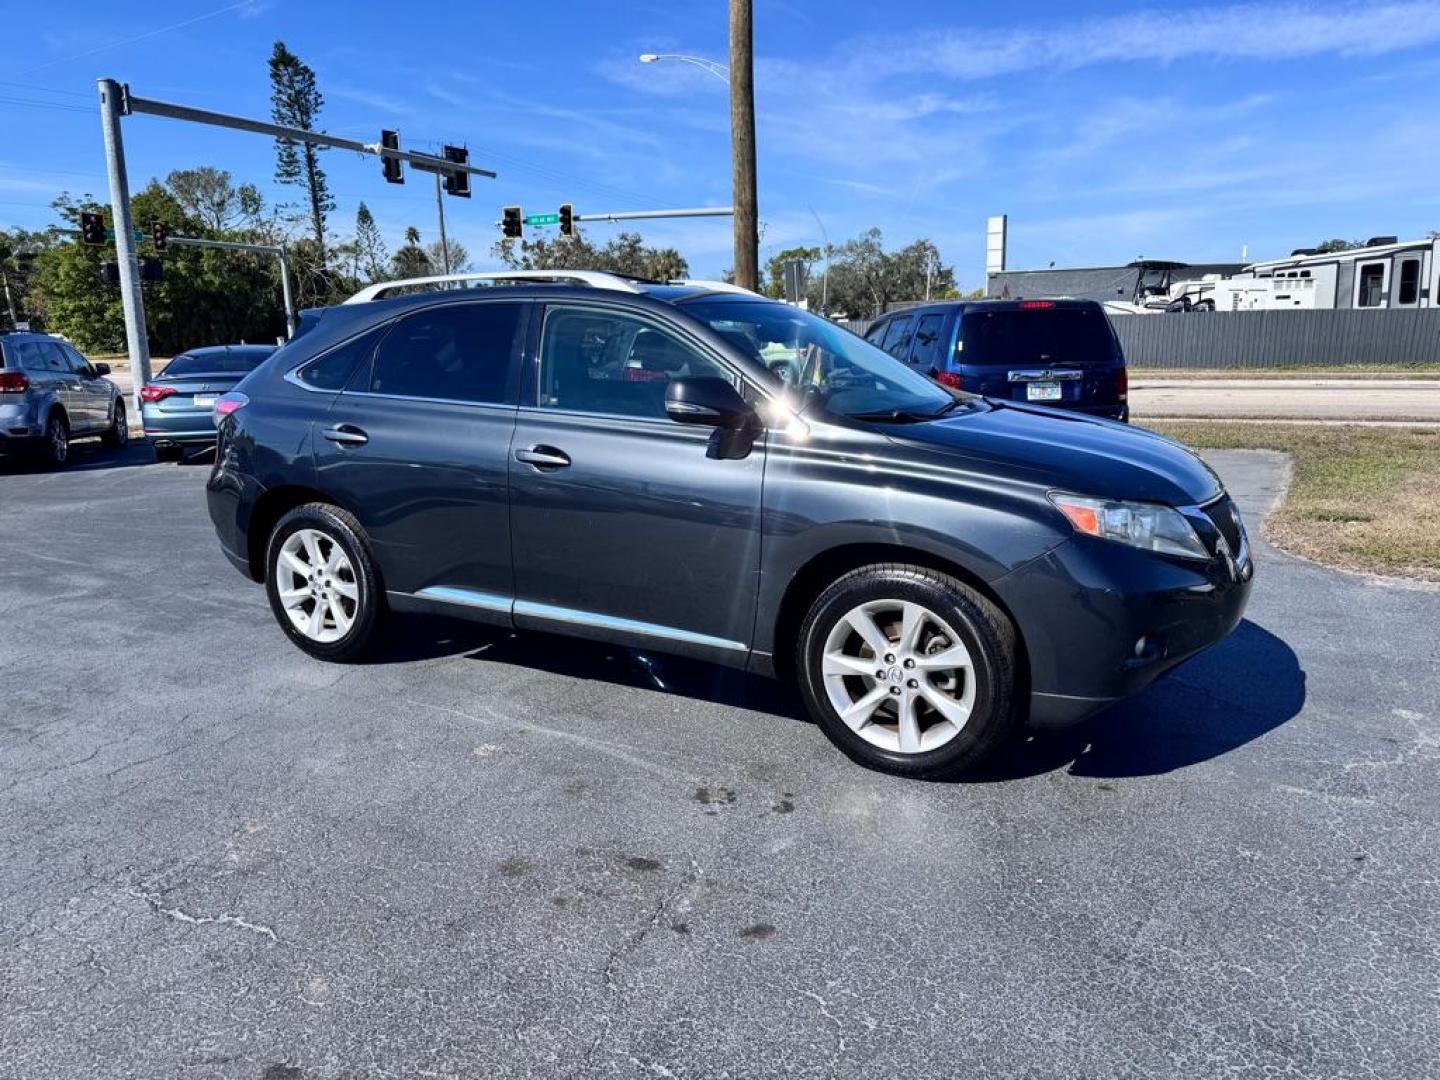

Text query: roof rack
(344, 270), (644, 304)
(668, 278), (763, 296)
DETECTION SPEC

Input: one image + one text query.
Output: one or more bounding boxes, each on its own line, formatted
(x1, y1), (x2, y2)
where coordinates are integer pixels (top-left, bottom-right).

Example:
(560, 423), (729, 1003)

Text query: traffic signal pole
(97, 78), (152, 416)
(93, 78), (495, 407)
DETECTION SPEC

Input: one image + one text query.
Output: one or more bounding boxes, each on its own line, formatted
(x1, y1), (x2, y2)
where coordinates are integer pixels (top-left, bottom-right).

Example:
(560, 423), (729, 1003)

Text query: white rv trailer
(1233, 237), (1440, 311)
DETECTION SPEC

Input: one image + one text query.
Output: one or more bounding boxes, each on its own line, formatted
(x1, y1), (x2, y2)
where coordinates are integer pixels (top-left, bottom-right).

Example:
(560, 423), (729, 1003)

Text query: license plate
(193, 394), (218, 408)
(1026, 382), (1062, 402)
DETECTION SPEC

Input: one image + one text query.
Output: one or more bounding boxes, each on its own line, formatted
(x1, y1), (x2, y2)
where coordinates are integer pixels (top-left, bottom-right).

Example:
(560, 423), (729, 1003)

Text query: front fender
(753, 422), (1069, 658)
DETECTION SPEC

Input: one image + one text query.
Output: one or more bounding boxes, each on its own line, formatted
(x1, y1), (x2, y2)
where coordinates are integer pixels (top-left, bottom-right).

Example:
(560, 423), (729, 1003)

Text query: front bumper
(994, 518), (1253, 729)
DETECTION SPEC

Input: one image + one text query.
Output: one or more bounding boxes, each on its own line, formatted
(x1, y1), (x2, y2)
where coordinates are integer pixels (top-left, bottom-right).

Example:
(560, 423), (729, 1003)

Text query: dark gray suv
(0, 331), (128, 466)
(207, 273), (1252, 779)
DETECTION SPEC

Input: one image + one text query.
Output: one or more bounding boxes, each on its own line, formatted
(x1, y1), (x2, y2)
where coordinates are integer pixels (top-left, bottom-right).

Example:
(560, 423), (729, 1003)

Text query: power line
(0, 78), (91, 99)
(0, 95), (92, 115)
(20, 1), (259, 76)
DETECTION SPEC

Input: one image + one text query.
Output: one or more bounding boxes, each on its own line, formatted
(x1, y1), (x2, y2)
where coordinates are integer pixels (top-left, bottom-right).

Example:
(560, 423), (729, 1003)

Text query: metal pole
(434, 173), (450, 275)
(729, 0), (759, 292)
(572, 207), (733, 223)
(809, 205), (830, 316)
(1, 263), (18, 327)
(277, 246), (296, 339)
(97, 78), (150, 414)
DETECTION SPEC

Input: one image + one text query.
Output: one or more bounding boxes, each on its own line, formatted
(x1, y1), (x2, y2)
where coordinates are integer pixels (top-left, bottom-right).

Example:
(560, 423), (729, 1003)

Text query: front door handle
(514, 445), (571, 469)
(323, 424), (369, 446)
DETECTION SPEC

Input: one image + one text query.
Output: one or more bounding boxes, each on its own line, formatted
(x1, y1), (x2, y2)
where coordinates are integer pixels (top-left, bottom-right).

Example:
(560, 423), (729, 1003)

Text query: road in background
(2, 446), (1437, 1078)
(1131, 377), (1440, 422)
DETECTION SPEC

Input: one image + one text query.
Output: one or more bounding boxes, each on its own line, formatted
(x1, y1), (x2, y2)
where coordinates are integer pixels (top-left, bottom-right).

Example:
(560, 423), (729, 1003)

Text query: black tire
(102, 401), (129, 449)
(795, 564), (1018, 780)
(264, 502), (382, 662)
(38, 412), (70, 468)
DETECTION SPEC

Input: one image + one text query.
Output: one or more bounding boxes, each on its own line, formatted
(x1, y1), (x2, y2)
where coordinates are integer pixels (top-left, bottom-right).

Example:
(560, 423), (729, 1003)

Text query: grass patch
(1145, 421), (1440, 581)
(1130, 366), (1440, 380)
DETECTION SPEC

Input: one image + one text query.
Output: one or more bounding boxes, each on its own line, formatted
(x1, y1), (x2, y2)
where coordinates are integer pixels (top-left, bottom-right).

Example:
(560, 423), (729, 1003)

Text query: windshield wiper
(849, 400), (962, 423)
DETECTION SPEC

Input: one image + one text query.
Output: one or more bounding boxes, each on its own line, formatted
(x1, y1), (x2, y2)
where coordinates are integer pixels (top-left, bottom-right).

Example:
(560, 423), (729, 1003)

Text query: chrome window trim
(408, 586), (747, 652)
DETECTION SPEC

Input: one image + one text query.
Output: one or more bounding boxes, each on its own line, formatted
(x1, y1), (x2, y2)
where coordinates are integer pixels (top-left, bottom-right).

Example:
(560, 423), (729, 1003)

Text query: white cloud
(863, 2), (1440, 81)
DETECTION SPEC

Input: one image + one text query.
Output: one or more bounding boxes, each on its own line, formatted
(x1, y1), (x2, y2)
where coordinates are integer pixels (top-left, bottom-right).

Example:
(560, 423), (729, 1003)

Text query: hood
(882, 400), (1222, 506)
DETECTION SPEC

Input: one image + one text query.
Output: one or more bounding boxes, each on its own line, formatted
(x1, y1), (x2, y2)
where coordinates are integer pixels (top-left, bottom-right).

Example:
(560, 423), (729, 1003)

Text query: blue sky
(4, 1), (1440, 284)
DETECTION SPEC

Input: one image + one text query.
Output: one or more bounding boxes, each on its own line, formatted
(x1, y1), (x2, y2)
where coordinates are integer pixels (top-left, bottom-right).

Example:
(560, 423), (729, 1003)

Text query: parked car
(863, 298), (1130, 421)
(140, 345), (277, 459)
(0, 330), (128, 467)
(206, 271), (1250, 780)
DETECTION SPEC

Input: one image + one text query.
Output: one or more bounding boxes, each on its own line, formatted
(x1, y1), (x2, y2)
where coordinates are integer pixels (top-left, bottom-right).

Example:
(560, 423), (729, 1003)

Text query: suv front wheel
(265, 503), (382, 662)
(796, 564), (1018, 779)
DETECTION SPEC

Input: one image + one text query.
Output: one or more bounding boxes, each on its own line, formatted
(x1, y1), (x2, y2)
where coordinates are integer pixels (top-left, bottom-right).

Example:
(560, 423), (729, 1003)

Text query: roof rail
(344, 270), (644, 304)
(668, 278), (763, 296)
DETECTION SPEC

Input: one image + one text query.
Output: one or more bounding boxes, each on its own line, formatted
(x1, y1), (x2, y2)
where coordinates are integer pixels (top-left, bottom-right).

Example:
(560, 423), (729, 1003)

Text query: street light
(637, 52), (730, 84)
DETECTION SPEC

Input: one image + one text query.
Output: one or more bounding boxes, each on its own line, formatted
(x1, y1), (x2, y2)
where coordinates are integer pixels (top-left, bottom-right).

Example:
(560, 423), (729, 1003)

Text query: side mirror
(664, 376), (752, 428)
(93, 362), (111, 376)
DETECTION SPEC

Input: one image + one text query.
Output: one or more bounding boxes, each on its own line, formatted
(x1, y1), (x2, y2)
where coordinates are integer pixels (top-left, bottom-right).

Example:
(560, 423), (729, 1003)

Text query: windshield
(162, 349), (273, 377)
(681, 300), (960, 420)
(959, 306), (1119, 367)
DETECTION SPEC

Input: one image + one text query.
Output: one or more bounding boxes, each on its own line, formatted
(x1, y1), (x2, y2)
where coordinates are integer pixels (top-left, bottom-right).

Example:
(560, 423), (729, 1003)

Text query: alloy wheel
(274, 528), (360, 644)
(820, 598), (976, 754)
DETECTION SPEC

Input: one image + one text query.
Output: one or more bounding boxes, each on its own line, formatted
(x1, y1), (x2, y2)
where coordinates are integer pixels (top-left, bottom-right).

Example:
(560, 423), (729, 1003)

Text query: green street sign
(523, 213), (560, 226)
(104, 228), (145, 243)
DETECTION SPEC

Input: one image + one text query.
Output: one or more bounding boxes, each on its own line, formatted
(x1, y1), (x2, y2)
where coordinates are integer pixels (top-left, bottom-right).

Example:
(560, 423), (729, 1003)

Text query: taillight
(1018, 300), (1056, 310)
(139, 385), (176, 402)
(0, 371), (30, 393)
(934, 371), (963, 389)
(213, 391), (249, 420)
(1114, 368), (1129, 401)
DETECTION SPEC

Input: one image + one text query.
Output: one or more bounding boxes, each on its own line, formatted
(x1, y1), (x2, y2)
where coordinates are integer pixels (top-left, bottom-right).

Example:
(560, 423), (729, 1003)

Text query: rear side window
(370, 302), (523, 404)
(863, 320), (888, 345)
(16, 341), (64, 372)
(296, 330), (383, 391)
(909, 313), (946, 370)
(958, 306), (1118, 366)
(879, 316), (914, 359)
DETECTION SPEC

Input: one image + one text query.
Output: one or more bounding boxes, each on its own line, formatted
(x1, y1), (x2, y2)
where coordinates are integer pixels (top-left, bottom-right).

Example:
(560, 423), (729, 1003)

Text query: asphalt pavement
(1130, 377), (1440, 422)
(2, 442), (1437, 1079)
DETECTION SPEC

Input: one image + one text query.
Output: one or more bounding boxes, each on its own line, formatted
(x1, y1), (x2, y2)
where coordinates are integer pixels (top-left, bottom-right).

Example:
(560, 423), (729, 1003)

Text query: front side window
(909, 313), (946, 370)
(537, 307), (735, 420)
(1397, 259), (1421, 306)
(864, 320), (888, 344)
(681, 300), (962, 422)
(370, 302), (522, 404)
(1357, 262), (1387, 308)
(60, 345), (93, 376)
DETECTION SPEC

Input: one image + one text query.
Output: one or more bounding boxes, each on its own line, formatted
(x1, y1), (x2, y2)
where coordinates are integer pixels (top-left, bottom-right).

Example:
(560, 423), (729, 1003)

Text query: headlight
(1049, 493), (1210, 560)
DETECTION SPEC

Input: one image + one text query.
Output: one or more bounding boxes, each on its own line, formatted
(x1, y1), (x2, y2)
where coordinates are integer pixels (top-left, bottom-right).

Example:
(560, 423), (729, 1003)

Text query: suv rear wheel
(265, 503), (382, 662)
(39, 413), (69, 468)
(796, 564), (1018, 779)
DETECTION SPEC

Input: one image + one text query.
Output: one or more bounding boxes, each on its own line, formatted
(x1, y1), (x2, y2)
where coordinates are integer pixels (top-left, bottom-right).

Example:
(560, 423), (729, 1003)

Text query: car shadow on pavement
(382, 614), (1304, 783)
(975, 619), (1306, 782)
(377, 613), (803, 716)
(0, 439), (212, 473)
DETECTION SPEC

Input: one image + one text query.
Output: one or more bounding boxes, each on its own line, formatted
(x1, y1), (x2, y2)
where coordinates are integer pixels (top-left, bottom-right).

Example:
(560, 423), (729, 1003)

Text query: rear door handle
(514, 445), (570, 469)
(323, 424), (368, 446)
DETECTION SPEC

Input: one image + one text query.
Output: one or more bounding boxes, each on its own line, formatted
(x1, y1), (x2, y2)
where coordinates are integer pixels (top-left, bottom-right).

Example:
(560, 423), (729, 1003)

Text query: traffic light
(381, 129), (403, 184)
(80, 211), (106, 246)
(150, 222), (168, 252)
(502, 206), (522, 240)
(140, 258), (164, 283)
(442, 145), (470, 198)
(559, 203), (575, 238)
(99, 261), (120, 284)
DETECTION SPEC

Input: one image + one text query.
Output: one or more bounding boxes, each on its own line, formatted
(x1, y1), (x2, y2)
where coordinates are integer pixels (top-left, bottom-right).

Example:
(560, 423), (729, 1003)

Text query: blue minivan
(863, 298), (1129, 421)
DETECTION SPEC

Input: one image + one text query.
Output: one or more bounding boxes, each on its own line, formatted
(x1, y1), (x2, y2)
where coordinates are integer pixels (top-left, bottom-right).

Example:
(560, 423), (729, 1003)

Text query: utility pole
(433, 172), (451, 274)
(729, 0), (758, 292)
(97, 78), (152, 416)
